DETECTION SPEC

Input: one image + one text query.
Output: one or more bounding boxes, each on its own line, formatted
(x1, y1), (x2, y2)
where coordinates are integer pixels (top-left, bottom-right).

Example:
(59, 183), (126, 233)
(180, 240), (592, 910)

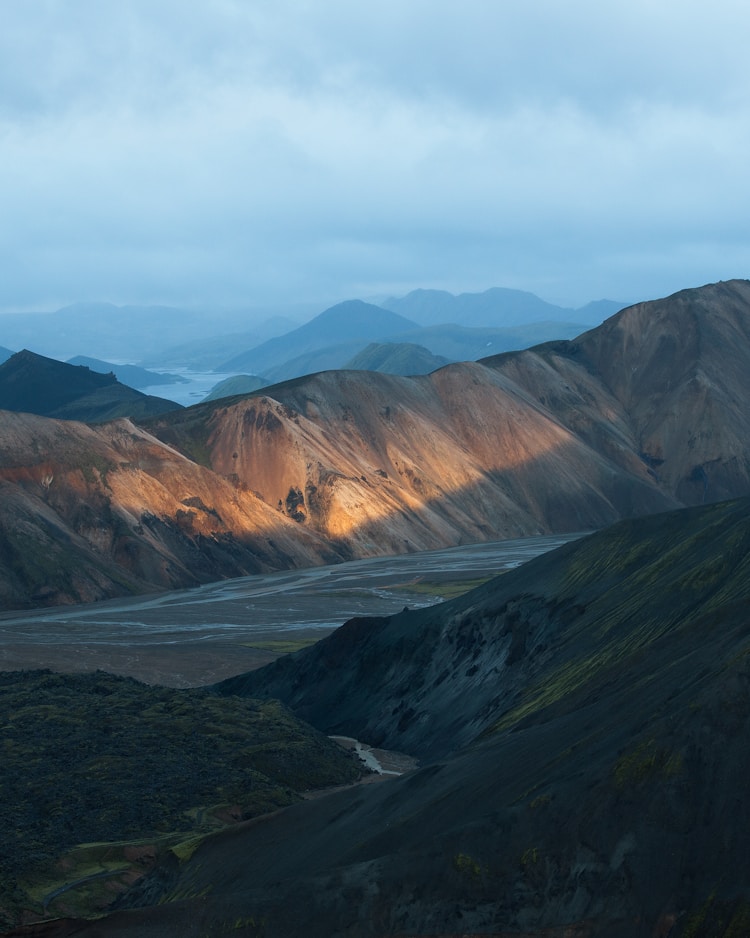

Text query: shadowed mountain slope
(0, 351), (181, 422)
(50, 497), (750, 937)
(216, 497), (750, 759)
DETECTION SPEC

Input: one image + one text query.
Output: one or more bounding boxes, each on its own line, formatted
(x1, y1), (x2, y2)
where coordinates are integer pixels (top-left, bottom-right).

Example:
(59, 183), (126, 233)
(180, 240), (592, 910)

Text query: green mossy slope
(0, 670), (361, 925)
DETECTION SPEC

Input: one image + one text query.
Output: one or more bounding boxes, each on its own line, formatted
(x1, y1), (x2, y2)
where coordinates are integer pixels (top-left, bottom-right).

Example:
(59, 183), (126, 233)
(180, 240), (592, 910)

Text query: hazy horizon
(0, 285), (626, 321)
(2, 2), (749, 315)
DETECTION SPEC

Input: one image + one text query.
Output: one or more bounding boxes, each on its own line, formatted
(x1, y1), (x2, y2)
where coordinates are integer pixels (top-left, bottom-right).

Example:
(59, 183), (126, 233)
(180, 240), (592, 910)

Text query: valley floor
(0, 533), (578, 685)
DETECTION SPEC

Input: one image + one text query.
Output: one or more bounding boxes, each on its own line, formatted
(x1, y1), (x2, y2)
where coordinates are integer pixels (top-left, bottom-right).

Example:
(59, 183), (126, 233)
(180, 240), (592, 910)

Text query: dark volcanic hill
(66, 355), (188, 390)
(344, 341), (450, 375)
(202, 374), (269, 402)
(0, 350), (181, 422)
(0, 280), (748, 610)
(219, 497), (750, 758)
(47, 497), (750, 937)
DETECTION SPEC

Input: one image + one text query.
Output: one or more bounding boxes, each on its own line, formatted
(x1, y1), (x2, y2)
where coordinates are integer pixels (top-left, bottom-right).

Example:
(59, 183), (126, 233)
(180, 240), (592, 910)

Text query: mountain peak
(312, 299), (417, 333)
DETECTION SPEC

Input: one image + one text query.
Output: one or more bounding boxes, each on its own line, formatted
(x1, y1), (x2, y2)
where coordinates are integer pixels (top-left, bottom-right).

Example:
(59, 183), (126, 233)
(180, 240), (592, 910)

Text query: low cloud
(1, 1), (749, 313)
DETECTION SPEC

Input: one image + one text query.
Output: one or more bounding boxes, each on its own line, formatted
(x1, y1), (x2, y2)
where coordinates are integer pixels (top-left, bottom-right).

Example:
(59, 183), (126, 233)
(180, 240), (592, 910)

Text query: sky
(2, 0), (750, 315)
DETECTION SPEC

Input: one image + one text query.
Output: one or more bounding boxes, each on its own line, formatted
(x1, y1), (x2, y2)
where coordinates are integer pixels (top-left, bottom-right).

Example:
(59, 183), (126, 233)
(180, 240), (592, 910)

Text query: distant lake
(142, 369), (242, 407)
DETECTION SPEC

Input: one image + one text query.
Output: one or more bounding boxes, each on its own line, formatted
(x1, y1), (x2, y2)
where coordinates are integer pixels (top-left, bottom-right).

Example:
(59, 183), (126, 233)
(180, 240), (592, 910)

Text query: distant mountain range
(0, 303), (301, 363)
(218, 300), (419, 375)
(0, 288), (622, 377)
(381, 285), (623, 327)
(214, 297), (599, 383)
(0, 279), (747, 609)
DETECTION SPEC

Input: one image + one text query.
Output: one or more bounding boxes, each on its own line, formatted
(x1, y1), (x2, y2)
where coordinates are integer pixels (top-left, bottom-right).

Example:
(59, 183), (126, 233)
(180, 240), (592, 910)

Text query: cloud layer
(2, 1), (749, 313)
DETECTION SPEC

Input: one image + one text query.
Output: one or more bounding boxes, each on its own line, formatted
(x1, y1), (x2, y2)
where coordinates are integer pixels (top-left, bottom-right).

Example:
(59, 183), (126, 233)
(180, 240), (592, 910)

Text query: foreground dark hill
(50, 498), (750, 937)
(0, 351), (181, 423)
(0, 279), (748, 611)
(0, 671), (362, 927)
(218, 497), (750, 759)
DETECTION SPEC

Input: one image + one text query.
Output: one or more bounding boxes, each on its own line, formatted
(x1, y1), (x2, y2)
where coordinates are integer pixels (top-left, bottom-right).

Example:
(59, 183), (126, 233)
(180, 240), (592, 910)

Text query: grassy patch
(242, 638), (322, 654)
(394, 576), (494, 600)
(613, 739), (684, 789)
(453, 852), (484, 878)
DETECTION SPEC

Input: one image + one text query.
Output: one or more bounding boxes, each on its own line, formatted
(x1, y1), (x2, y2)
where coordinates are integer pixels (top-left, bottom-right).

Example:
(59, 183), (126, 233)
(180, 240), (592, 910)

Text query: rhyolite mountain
(0, 410), (347, 608)
(0, 350), (182, 423)
(0, 279), (748, 610)
(46, 496), (750, 937)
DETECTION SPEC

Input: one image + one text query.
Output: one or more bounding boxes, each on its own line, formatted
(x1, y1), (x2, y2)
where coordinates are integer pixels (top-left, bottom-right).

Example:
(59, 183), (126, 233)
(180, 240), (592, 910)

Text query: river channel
(0, 533), (581, 686)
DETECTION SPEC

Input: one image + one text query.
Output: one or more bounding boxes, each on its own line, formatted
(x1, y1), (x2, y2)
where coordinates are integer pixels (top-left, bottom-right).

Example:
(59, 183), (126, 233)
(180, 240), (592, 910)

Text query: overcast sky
(2, 1), (749, 315)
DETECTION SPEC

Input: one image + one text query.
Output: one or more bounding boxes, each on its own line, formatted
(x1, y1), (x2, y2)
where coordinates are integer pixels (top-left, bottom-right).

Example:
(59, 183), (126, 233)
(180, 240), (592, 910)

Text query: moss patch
(0, 669), (362, 925)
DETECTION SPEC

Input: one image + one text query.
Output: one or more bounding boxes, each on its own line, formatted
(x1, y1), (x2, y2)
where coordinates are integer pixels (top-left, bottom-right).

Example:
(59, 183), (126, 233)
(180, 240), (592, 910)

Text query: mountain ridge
(382, 285), (623, 327)
(0, 280), (747, 609)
